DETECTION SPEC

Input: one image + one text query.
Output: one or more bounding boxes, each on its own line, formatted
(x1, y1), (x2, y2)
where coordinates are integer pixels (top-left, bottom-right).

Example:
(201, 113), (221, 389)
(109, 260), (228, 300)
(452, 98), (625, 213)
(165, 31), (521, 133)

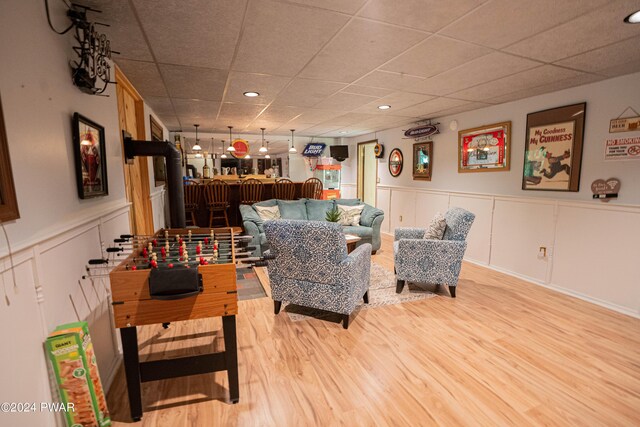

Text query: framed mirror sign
(458, 121), (511, 173)
(388, 148), (403, 177)
(413, 141), (432, 181)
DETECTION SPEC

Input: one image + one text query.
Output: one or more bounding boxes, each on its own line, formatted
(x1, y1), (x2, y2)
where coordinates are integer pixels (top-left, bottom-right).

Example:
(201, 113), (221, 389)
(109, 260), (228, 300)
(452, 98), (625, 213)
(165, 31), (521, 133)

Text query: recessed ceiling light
(378, 105), (391, 110)
(624, 10), (640, 23)
(243, 91), (260, 97)
(339, 131), (348, 134)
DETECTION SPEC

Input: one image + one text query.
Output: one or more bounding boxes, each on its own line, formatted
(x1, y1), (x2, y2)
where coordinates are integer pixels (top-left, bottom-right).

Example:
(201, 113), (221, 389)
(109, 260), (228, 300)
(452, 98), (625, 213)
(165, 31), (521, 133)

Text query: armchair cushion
(424, 212), (446, 239)
(255, 205), (281, 221)
(335, 198), (362, 206)
(360, 204), (384, 227)
(277, 200), (308, 220)
(337, 204), (364, 226)
(306, 199), (335, 221)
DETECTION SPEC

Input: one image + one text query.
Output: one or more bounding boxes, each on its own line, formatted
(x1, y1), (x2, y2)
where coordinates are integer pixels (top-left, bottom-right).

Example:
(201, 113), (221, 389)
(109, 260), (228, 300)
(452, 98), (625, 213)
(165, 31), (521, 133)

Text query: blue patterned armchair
(263, 219), (372, 329)
(394, 207), (475, 297)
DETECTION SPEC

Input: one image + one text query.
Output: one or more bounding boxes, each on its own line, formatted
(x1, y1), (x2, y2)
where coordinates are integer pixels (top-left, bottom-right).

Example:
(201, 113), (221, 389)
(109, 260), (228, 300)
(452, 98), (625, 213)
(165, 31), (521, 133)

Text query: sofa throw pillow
(337, 204), (365, 226)
(424, 212), (447, 240)
(277, 200), (307, 220)
(255, 205), (281, 221)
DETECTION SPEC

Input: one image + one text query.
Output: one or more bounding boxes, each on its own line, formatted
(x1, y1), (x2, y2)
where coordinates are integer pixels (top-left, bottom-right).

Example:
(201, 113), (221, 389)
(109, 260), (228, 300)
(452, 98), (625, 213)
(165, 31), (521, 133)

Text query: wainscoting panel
(390, 189), (416, 230)
(449, 195), (493, 265)
(376, 187), (391, 234)
(551, 205), (640, 315)
(491, 199), (555, 283)
(0, 261), (53, 427)
(150, 189), (167, 230)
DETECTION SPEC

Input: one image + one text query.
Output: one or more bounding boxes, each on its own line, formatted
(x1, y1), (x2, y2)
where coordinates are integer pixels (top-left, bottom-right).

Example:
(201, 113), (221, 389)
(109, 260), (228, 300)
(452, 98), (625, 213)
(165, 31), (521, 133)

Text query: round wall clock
(388, 148), (403, 177)
(374, 143), (384, 158)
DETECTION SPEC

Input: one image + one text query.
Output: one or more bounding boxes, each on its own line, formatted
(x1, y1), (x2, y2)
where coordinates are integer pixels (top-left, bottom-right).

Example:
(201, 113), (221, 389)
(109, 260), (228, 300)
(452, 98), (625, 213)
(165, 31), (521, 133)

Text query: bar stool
(301, 177), (323, 199)
(203, 179), (230, 227)
(183, 179), (202, 226)
(240, 178), (264, 205)
(273, 178), (296, 200)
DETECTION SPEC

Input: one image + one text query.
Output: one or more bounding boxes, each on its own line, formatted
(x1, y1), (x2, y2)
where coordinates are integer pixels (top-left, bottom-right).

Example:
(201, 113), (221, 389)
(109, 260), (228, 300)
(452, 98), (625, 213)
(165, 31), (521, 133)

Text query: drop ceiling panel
(352, 92), (434, 114)
(84, 0), (152, 61)
(555, 36), (640, 74)
(340, 85), (394, 97)
(294, 109), (345, 124)
(145, 96), (175, 117)
(299, 18), (430, 82)
(504, 0), (640, 62)
(358, 0), (484, 32)
(325, 113), (381, 126)
(393, 97), (470, 117)
(218, 103), (266, 122)
(414, 52), (540, 96)
(271, 79), (347, 107)
(159, 64), (228, 100)
(300, 124), (345, 135)
(486, 73), (604, 104)
(314, 92), (380, 111)
(450, 65), (585, 102)
(131, 0), (245, 69)
(224, 72), (291, 104)
(286, 0), (367, 14)
(380, 35), (492, 78)
(434, 102), (493, 118)
(233, 0), (349, 76)
(272, 123), (316, 133)
(355, 70), (426, 92)
(440, 0), (609, 49)
(255, 105), (304, 123)
(178, 117), (219, 133)
(161, 116), (182, 130)
(172, 99), (222, 119)
(115, 59), (168, 97)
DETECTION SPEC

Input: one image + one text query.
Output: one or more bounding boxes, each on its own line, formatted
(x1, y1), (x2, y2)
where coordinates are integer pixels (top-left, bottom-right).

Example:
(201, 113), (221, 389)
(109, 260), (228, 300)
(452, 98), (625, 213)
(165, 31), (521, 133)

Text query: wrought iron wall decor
(46, 1), (118, 95)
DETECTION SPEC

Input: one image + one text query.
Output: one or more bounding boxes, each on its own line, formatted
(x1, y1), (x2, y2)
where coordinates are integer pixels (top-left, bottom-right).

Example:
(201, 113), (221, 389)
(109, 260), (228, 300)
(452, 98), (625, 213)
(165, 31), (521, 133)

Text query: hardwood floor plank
(107, 234), (640, 426)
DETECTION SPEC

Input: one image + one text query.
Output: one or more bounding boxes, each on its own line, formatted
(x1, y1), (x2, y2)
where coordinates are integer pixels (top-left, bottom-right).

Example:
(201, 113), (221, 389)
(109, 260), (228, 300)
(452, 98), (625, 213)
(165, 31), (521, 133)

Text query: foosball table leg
(222, 315), (240, 404)
(120, 327), (143, 421)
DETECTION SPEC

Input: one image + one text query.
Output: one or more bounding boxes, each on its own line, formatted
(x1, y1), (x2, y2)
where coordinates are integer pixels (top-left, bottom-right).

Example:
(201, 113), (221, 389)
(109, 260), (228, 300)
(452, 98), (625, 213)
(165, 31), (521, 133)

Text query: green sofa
(239, 198), (385, 256)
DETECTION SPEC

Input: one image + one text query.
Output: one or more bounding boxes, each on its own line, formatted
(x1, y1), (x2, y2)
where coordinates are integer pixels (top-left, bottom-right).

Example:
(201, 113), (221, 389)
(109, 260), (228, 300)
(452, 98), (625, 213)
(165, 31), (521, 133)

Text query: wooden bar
(186, 179), (305, 226)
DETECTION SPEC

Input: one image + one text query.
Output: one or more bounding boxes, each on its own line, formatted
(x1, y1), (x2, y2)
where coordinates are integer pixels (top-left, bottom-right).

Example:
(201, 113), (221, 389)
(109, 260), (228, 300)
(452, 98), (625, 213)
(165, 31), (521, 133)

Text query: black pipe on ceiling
(123, 131), (185, 228)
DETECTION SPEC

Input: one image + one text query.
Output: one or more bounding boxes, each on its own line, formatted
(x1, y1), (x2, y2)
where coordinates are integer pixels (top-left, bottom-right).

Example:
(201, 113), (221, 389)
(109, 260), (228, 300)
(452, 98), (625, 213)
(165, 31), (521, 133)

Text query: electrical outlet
(399, 215), (403, 222)
(538, 246), (547, 259)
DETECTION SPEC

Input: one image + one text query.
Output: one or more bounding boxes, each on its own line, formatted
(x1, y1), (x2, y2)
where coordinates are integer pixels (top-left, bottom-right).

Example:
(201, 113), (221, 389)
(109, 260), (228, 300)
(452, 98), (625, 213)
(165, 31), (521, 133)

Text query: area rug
(236, 267), (267, 301)
(258, 263), (436, 322)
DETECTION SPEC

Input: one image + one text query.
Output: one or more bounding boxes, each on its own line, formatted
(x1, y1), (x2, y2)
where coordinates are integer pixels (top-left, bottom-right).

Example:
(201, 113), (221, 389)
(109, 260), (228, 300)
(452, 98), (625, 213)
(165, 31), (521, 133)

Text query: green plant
(325, 206), (341, 222)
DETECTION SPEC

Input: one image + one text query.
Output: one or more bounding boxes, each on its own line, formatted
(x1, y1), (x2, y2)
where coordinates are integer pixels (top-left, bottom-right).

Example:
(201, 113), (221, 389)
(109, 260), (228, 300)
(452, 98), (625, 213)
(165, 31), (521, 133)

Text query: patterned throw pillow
(255, 205), (281, 221)
(424, 212), (447, 240)
(337, 204), (365, 226)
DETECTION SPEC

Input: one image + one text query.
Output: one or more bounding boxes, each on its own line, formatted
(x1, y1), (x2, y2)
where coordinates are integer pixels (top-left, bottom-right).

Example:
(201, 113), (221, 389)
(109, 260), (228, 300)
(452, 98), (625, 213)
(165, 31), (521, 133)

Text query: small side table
(344, 234), (362, 253)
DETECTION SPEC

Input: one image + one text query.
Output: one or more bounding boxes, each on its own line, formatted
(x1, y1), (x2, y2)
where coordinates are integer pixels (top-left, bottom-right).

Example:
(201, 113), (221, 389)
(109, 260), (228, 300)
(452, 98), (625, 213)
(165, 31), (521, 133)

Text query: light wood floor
(107, 234), (640, 426)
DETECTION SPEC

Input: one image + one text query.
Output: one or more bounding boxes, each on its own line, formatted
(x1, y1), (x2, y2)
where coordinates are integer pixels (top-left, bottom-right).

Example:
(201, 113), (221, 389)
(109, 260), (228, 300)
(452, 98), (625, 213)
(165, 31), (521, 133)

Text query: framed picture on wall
(522, 102), (586, 191)
(458, 121), (511, 173)
(0, 95), (20, 221)
(150, 115), (166, 186)
(72, 113), (108, 199)
(388, 148), (403, 177)
(412, 141), (432, 181)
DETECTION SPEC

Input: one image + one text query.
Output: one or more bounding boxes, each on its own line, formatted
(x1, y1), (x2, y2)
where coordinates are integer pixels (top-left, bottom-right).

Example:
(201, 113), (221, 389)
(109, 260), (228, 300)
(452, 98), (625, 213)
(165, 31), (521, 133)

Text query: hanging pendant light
(288, 129), (297, 153)
(194, 152), (203, 158)
(265, 140), (270, 159)
(259, 128), (268, 153)
(226, 126), (236, 152)
(245, 153), (251, 159)
(221, 139), (227, 158)
(192, 124), (202, 151)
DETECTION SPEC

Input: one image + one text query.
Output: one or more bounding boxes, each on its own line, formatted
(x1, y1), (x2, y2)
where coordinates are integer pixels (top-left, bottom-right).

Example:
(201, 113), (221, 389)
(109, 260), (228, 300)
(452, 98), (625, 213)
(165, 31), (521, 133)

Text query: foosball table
(108, 227), (245, 421)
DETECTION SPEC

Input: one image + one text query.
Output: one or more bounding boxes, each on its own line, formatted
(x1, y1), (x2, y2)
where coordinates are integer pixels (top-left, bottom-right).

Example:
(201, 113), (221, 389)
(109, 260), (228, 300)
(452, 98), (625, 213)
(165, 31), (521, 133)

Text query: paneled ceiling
(91, 0), (640, 137)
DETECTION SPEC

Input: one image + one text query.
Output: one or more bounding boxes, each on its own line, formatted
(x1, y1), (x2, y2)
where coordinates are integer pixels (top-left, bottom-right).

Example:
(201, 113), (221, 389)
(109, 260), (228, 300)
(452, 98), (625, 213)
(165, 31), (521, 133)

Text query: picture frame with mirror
(412, 141), (433, 181)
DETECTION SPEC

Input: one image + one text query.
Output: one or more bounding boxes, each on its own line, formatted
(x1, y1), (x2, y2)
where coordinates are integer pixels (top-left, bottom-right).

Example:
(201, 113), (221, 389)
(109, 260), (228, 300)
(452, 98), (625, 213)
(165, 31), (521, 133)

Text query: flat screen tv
(330, 145), (349, 161)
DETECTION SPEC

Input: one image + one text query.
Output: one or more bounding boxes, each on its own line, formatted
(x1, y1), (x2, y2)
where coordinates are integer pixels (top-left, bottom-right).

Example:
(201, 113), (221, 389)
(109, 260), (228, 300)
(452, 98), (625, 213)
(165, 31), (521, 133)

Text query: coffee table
(344, 234), (361, 253)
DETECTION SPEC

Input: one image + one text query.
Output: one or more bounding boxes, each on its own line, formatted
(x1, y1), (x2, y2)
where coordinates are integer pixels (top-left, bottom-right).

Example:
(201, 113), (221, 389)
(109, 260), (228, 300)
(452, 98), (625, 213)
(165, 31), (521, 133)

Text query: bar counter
(186, 176), (305, 227)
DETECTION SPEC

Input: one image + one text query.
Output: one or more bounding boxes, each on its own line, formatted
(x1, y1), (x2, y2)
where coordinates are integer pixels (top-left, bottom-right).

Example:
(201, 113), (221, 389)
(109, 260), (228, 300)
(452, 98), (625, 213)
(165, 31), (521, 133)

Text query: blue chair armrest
(336, 243), (372, 297)
(395, 227), (426, 241)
